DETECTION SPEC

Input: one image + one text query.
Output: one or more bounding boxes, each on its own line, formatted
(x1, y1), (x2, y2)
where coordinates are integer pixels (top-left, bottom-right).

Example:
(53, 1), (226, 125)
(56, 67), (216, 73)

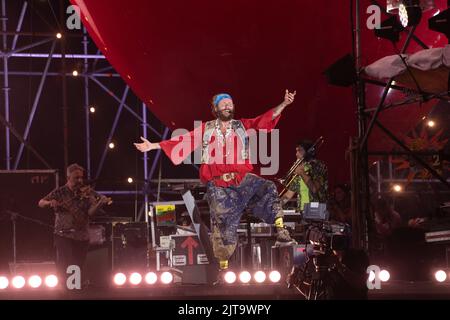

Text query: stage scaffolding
(0, 0), (195, 222)
(4, 0), (447, 247)
(351, 0), (450, 251)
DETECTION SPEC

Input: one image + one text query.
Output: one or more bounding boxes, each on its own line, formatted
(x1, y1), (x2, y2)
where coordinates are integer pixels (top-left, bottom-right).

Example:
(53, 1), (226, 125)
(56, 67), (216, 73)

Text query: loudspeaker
(429, 8), (450, 40)
(112, 222), (149, 270)
(374, 16), (404, 42)
(323, 54), (357, 87)
(180, 265), (217, 284)
(85, 246), (111, 287)
(0, 170), (58, 265)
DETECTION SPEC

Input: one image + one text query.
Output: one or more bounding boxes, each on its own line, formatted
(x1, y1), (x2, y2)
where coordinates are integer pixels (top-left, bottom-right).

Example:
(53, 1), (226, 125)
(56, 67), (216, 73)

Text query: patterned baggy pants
(206, 173), (283, 262)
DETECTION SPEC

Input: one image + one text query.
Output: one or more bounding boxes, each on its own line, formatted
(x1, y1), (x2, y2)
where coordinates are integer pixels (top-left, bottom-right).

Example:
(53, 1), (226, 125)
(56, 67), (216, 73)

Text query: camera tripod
(305, 254), (335, 300)
(289, 249), (337, 300)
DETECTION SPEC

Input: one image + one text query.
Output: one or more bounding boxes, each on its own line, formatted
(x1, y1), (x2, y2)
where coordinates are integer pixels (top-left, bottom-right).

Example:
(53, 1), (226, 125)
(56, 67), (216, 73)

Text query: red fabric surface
(71, 0), (447, 185)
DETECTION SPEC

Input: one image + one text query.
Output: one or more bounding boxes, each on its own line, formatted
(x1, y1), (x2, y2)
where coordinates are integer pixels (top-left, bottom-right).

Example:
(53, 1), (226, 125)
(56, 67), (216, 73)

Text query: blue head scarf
(213, 93), (232, 107)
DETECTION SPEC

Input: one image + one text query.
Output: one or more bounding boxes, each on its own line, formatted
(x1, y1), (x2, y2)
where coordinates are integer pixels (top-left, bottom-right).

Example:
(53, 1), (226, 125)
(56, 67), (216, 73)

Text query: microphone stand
(10, 211), (17, 272)
(3, 209), (55, 273)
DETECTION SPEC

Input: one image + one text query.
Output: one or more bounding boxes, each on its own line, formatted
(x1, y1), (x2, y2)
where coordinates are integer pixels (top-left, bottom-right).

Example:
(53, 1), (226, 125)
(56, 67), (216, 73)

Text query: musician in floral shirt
(39, 164), (109, 287)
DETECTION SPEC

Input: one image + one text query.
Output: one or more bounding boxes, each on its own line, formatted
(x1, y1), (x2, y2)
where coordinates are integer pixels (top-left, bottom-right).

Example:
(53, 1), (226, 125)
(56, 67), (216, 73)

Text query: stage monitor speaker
(0, 170), (59, 270)
(180, 265), (217, 285)
(85, 222), (113, 287)
(85, 245), (111, 288)
(112, 222), (149, 270)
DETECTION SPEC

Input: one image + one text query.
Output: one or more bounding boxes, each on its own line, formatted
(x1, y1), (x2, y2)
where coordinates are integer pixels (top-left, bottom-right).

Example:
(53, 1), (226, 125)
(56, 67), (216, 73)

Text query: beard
(216, 109), (234, 121)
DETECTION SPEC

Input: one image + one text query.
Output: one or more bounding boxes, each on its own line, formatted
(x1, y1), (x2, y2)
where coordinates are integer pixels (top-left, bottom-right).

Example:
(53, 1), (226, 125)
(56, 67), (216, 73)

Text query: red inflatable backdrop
(70, 0), (448, 186)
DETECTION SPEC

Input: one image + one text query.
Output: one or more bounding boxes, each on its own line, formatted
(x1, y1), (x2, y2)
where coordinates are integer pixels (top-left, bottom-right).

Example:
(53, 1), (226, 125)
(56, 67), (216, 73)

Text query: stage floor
(1, 281), (450, 300)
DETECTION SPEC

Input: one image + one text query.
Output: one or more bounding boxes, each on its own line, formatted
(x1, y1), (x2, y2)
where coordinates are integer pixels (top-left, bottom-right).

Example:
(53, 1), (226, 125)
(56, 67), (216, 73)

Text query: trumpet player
(281, 140), (328, 212)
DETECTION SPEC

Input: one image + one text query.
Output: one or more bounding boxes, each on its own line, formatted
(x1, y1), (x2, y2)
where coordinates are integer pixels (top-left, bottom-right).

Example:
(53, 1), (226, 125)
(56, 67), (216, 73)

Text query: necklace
(214, 120), (233, 158)
(215, 120), (232, 143)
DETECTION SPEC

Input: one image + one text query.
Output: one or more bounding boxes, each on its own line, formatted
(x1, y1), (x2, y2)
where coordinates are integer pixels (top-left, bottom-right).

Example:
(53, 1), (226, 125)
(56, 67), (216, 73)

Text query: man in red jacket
(134, 90), (296, 272)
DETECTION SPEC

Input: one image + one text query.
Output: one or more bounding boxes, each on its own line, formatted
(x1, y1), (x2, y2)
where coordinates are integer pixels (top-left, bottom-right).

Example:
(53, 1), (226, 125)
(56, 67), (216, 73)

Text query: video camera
(302, 202), (350, 252)
(286, 202), (352, 299)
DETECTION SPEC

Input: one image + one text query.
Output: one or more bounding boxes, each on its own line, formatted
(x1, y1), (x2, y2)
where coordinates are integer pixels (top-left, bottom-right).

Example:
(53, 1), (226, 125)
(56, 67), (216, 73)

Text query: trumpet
(278, 136), (324, 197)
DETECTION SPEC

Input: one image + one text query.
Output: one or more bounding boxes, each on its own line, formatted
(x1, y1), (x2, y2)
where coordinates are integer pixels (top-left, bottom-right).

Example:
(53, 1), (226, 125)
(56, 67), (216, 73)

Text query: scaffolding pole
(2, 0), (10, 170)
(0, 0), (197, 226)
(83, 27), (91, 178)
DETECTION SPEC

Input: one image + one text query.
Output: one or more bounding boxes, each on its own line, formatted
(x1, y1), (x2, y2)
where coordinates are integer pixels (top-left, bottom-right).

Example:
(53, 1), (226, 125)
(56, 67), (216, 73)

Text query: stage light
(387, 0), (400, 12)
(129, 272), (142, 285)
(254, 271), (266, 283)
(323, 54), (357, 87)
(89, 107), (96, 113)
(113, 273), (127, 286)
(12, 276), (26, 289)
(127, 177), (134, 183)
(269, 271), (281, 283)
(369, 271), (376, 282)
(0, 276), (9, 289)
(160, 272), (173, 284)
(380, 270), (390, 282)
(399, 1), (423, 27)
(108, 142), (115, 149)
(145, 272), (158, 285)
(393, 184), (403, 192)
(44, 275), (58, 288)
(387, 0), (435, 13)
(239, 271), (251, 284)
(427, 120), (435, 128)
(435, 270), (447, 282)
(223, 271), (237, 284)
(28, 275), (42, 288)
(56, 33), (62, 39)
(399, 3), (410, 27)
(72, 70), (79, 77)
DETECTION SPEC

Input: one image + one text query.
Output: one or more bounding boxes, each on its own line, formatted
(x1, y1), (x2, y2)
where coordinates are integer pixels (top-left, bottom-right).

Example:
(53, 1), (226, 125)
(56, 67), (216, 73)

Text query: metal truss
(0, 0), (186, 222)
(352, 0), (450, 251)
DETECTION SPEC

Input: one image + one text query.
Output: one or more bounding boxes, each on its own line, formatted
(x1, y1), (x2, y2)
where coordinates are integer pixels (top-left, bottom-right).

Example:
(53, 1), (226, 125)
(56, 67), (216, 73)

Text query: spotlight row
(113, 271), (173, 287)
(222, 270), (281, 285)
(368, 269), (390, 283)
(0, 274), (58, 290)
(369, 269), (450, 283)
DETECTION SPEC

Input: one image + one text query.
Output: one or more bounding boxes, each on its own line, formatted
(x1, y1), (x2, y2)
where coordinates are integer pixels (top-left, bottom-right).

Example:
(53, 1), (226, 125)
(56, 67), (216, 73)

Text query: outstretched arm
(240, 90), (297, 131)
(134, 137), (161, 153)
(134, 124), (204, 165)
(272, 89), (296, 119)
